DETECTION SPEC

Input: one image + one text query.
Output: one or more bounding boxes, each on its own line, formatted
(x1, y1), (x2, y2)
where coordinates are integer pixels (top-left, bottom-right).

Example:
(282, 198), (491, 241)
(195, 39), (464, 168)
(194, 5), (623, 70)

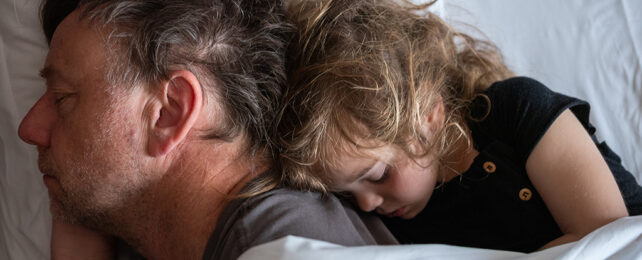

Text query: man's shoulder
(236, 187), (396, 244)
(202, 187), (394, 260)
(242, 187), (340, 213)
(233, 188), (357, 238)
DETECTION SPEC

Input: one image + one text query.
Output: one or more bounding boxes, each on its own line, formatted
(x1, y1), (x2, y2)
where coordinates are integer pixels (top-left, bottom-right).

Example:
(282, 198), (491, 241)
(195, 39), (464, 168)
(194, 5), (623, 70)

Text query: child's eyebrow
(349, 164), (374, 183)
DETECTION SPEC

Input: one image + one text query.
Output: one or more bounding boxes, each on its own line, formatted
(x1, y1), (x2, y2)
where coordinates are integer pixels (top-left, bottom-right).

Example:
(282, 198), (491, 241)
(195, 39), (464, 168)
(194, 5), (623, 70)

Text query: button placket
(483, 161), (496, 173)
(519, 188), (532, 201)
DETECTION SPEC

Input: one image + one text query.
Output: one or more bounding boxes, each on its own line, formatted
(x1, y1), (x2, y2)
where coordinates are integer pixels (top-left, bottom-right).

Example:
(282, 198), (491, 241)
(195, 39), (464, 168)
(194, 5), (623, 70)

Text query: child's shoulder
(484, 76), (589, 117)
(471, 76), (591, 161)
(482, 76), (586, 118)
(485, 76), (552, 99)
(471, 76), (558, 122)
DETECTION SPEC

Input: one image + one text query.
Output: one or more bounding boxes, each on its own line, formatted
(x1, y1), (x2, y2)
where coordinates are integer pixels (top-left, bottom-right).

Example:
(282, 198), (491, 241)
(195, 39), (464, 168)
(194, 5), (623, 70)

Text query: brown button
(519, 188), (532, 201)
(482, 161), (496, 173)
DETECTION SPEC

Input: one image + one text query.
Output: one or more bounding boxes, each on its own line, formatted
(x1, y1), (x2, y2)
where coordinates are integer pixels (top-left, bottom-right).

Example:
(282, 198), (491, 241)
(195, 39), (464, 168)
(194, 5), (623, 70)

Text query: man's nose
(18, 94), (55, 147)
(354, 190), (383, 212)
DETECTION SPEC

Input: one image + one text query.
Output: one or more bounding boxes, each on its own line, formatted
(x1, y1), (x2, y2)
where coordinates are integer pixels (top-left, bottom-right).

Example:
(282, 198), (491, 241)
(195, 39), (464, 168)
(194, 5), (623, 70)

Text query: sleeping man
(17, 0), (396, 259)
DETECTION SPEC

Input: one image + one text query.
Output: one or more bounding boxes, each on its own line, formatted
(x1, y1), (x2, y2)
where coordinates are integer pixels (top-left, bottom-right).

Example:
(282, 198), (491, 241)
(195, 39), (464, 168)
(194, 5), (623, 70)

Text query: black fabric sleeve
(475, 77), (590, 163)
(474, 77), (642, 215)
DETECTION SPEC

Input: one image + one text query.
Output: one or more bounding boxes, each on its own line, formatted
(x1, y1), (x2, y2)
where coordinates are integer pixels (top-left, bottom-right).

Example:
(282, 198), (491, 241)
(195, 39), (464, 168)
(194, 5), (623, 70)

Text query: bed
(239, 216), (642, 259)
(1, 0), (640, 259)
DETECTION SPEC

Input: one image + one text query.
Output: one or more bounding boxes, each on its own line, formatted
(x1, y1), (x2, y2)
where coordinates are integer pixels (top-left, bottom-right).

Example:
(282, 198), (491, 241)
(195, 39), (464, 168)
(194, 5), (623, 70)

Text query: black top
(202, 185), (398, 260)
(383, 77), (642, 253)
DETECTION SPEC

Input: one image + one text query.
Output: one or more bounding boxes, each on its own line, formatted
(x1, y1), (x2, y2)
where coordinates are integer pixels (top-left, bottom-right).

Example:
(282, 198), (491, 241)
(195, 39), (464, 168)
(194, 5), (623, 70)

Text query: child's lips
(387, 206), (406, 218)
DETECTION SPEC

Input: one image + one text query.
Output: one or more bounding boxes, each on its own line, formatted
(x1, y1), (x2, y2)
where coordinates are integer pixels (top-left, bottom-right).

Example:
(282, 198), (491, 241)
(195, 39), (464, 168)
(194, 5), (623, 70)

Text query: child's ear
(147, 70), (203, 157)
(425, 96), (445, 132)
(416, 95), (446, 147)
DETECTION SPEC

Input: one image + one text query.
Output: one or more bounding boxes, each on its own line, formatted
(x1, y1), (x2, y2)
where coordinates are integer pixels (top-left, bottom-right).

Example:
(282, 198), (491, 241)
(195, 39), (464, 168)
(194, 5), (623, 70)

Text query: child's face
(326, 145), (440, 219)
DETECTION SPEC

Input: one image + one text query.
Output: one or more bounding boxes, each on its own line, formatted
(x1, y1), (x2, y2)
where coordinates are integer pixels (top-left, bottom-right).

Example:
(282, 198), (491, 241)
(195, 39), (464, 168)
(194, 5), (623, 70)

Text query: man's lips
(42, 174), (57, 188)
(38, 154), (59, 184)
(39, 169), (55, 178)
(40, 169), (57, 182)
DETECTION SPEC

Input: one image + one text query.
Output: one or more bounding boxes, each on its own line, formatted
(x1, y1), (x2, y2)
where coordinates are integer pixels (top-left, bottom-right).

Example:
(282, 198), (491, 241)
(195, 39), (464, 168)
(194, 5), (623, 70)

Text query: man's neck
(116, 145), (262, 259)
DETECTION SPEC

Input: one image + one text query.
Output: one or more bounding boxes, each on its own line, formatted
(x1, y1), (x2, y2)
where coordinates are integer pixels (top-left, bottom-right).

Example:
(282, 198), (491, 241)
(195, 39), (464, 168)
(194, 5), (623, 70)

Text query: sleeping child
(277, 0), (642, 252)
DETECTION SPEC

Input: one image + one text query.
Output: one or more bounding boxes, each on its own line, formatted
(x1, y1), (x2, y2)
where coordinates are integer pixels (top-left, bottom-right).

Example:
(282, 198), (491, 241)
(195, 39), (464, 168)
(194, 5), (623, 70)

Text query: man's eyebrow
(39, 66), (75, 87)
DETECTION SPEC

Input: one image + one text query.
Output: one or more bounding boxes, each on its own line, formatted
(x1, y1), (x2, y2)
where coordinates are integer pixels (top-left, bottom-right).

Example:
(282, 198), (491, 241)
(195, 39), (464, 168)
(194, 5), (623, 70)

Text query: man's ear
(148, 70), (203, 157)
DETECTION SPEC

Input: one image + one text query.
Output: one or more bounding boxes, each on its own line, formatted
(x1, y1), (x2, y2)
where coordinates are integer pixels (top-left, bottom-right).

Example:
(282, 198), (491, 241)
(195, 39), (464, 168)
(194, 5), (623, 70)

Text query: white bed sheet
(1, 0), (51, 259)
(0, 0), (640, 259)
(239, 216), (642, 260)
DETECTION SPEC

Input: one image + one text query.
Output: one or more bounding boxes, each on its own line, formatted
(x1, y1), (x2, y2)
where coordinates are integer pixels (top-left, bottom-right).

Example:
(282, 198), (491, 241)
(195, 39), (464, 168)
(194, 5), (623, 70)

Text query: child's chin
(400, 207), (420, 219)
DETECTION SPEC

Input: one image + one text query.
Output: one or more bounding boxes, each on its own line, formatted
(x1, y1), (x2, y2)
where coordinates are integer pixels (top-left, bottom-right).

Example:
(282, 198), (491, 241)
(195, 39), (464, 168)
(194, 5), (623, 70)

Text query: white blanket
(240, 216), (642, 260)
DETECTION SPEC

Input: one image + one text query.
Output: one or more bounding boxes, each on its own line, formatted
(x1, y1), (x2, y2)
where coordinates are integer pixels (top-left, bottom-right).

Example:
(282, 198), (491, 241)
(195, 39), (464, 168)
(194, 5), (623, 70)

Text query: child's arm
(525, 109), (628, 249)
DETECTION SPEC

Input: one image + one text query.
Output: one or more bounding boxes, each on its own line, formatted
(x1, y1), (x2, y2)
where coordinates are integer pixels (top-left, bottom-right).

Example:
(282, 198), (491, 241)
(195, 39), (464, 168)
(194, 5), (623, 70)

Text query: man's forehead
(45, 9), (111, 87)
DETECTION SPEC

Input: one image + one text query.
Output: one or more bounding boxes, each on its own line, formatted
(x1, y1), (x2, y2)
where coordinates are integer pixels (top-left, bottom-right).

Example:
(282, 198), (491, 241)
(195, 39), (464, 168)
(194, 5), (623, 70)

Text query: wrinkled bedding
(240, 216), (642, 260)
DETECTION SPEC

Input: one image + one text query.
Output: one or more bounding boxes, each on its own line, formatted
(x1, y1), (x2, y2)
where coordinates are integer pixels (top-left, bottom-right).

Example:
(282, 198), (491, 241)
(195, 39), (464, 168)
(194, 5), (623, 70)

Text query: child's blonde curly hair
(277, 0), (513, 192)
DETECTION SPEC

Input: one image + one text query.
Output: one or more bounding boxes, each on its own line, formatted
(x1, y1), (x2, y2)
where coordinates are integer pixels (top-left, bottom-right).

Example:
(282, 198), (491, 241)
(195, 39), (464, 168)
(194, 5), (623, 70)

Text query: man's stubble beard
(45, 147), (148, 234)
(44, 98), (151, 235)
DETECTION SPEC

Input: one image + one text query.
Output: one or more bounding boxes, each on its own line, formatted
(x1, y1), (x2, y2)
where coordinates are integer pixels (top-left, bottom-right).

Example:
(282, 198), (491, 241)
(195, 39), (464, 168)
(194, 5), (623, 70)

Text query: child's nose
(355, 190), (383, 212)
(18, 94), (55, 148)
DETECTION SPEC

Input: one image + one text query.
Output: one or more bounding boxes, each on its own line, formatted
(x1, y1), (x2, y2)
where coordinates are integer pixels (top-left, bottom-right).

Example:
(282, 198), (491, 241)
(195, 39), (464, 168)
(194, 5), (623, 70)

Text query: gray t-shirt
(202, 187), (398, 260)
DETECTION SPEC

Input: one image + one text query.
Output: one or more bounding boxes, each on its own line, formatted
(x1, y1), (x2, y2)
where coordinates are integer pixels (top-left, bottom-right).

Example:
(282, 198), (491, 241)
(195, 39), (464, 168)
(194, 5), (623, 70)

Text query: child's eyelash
(336, 191), (353, 198)
(372, 165), (390, 184)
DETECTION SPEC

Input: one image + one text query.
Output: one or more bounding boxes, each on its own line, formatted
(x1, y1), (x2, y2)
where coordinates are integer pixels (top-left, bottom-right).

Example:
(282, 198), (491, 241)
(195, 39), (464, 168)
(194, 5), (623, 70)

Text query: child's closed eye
(335, 191), (354, 198)
(370, 165), (391, 184)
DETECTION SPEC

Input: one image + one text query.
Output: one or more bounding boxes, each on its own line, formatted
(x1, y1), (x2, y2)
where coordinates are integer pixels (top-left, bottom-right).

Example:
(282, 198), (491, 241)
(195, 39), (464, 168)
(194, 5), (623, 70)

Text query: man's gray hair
(42, 0), (293, 160)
